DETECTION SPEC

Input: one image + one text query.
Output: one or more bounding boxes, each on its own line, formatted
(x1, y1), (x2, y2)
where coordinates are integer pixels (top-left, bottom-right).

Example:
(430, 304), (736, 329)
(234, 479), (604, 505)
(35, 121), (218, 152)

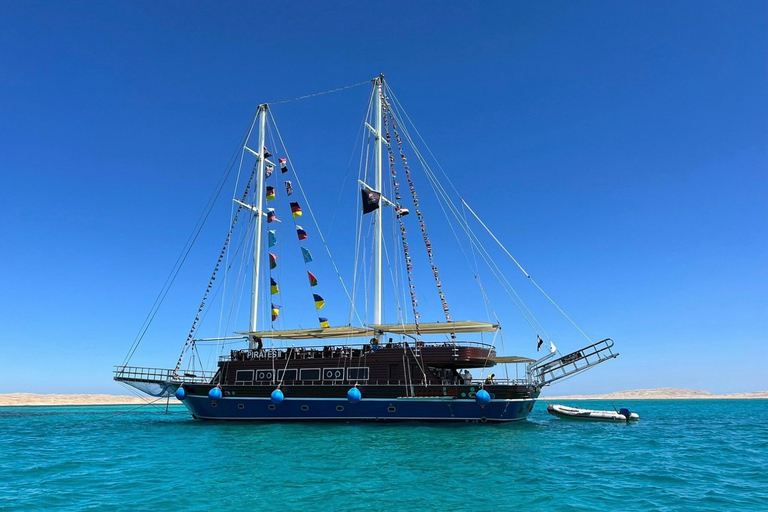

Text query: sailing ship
(115, 74), (618, 422)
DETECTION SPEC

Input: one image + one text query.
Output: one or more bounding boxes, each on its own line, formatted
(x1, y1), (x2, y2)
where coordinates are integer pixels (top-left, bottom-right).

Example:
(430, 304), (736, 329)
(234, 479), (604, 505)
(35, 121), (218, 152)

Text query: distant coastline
(0, 393), (158, 407)
(543, 387), (768, 400)
(1, 387), (767, 406)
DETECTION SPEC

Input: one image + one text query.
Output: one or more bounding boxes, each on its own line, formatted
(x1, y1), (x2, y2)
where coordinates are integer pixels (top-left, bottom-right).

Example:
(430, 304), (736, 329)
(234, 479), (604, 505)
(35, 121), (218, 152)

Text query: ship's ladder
(529, 338), (619, 386)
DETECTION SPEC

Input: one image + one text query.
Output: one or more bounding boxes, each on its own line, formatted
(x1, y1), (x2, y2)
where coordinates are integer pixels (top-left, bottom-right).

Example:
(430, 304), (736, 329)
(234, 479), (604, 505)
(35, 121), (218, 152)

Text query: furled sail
(367, 320), (499, 335)
(238, 326), (374, 340)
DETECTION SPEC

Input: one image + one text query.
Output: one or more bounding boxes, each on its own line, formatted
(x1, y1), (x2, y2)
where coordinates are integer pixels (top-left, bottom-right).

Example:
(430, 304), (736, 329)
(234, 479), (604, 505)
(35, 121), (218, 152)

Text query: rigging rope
(268, 80), (371, 106)
(383, 89), (454, 334)
(173, 164), (258, 376)
(382, 98), (421, 332)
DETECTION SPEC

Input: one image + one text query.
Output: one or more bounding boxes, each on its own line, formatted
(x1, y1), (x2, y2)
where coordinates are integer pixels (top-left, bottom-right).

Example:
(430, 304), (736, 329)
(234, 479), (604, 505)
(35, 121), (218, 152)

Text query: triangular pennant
(290, 202), (302, 218)
(307, 270), (318, 287)
(301, 247), (313, 263)
(313, 294), (325, 310)
(269, 253), (277, 269)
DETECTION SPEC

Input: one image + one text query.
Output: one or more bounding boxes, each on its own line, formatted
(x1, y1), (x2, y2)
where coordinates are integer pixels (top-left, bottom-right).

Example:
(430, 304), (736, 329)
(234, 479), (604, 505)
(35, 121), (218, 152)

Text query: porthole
(388, 406), (396, 413)
(211, 402), (217, 408)
(268, 404), (276, 410)
(336, 405), (344, 412)
(301, 405), (309, 411)
(238, 404), (244, 410)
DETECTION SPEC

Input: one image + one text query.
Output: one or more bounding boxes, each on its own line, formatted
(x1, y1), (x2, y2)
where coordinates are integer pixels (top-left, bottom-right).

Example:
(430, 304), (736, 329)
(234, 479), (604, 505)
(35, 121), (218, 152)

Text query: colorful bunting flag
(263, 146), (272, 158)
(265, 165), (274, 178)
(266, 186), (276, 201)
(266, 208), (278, 223)
(279, 158), (288, 173)
(307, 270), (318, 287)
(271, 303), (281, 321)
(269, 253), (277, 269)
(537, 335), (544, 351)
(268, 230), (277, 247)
(296, 226), (307, 241)
(301, 247), (313, 263)
(290, 202), (302, 218)
(319, 317), (330, 329)
(313, 294), (325, 310)
(362, 188), (381, 214)
(270, 277), (279, 295)
(285, 181), (293, 196)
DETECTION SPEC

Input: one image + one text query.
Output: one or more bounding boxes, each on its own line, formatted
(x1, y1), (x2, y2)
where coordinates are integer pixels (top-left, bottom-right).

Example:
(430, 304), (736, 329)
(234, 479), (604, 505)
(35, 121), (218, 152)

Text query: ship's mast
(373, 74), (384, 332)
(249, 104), (268, 348)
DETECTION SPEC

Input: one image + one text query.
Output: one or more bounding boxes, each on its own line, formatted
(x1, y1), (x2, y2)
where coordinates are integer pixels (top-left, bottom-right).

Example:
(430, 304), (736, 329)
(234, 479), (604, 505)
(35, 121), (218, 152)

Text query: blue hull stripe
(181, 395), (537, 422)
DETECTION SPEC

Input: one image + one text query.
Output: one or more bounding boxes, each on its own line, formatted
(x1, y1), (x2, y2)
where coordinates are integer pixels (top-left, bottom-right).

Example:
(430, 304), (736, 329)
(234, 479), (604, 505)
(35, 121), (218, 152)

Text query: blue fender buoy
(208, 387), (223, 400)
(175, 387), (186, 401)
(270, 389), (284, 404)
(347, 387), (362, 404)
(475, 389), (491, 406)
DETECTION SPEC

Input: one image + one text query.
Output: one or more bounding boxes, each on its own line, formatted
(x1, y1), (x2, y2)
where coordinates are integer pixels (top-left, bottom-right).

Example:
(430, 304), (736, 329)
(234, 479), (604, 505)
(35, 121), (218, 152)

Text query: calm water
(1, 399), (766, 511)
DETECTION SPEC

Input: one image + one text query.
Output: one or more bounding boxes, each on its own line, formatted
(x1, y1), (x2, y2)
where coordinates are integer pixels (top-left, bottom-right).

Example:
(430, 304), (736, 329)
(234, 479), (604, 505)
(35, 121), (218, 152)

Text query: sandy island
(543, 387), (768, 400)
(0, 387), (766, 406)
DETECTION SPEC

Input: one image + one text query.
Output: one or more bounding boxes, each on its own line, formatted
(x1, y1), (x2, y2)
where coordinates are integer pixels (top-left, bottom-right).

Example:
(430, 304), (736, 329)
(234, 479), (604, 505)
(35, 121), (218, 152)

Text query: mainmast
(373, 74), (384, 332)
(249, 104), (268, 348)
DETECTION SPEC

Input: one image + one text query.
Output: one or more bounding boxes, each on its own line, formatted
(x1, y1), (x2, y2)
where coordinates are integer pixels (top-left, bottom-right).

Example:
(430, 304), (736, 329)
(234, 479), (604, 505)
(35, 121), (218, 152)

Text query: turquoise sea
(1, 399), (766, 511)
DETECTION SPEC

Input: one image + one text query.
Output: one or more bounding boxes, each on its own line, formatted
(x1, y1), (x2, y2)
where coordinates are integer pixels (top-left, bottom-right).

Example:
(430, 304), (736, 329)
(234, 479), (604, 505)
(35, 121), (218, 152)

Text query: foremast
(249, 104), (268, 349)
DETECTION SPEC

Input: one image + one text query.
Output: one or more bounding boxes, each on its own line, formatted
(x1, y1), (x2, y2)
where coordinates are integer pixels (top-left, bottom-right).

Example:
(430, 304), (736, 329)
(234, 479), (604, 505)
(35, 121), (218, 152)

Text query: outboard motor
(619, 407), (632, 420)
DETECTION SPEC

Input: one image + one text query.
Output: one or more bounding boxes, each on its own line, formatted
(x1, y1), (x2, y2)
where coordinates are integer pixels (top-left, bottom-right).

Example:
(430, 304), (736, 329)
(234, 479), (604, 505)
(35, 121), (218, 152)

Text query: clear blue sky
(1, 1), (765, 395)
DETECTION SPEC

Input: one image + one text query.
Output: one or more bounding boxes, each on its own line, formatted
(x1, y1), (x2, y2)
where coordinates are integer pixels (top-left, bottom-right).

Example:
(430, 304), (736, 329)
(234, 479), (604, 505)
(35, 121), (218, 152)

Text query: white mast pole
(373, 75), (384, 332)
(249, 104), (268, 348)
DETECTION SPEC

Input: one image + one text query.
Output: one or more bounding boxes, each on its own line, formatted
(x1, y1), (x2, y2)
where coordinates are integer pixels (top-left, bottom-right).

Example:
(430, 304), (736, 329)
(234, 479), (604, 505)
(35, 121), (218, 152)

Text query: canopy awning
(368, 320), (499, 335)
(237, 326), (374, 340)
(490, 356), (536, 364)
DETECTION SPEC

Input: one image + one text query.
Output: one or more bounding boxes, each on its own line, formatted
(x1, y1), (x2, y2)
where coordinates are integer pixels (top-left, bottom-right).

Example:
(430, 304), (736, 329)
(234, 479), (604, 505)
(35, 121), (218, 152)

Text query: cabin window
(278, 369), (298, 381)
(347, 367), (369, 381)
(235, 370), (254, 384)
(323, 368), (345, 381)
(300, 368), (320, 381)
(256, 370), (273, 382)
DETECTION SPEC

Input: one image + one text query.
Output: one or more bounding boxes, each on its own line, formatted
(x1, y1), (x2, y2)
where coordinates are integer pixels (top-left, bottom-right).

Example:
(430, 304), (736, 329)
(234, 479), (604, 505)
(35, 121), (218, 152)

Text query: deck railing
(220, 340), (496, 362)
(113, 365), (215, 384)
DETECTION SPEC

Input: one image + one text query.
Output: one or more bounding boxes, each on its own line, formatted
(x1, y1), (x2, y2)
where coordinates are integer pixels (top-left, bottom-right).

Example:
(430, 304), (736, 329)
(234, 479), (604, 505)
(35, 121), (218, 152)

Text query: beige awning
(368, 320), (499, 335)
(490, 356), (536, 364)
(237, 326), (374, 340)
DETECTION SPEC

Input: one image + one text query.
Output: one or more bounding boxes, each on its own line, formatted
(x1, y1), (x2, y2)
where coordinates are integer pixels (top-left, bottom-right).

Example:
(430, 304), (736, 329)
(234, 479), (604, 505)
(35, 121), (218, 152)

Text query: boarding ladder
(529, 338), (619, 387)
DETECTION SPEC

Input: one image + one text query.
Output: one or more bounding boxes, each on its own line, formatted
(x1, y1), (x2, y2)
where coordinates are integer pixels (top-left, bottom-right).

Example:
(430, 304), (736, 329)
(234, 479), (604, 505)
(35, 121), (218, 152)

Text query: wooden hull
(178, 383), (539, 422)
